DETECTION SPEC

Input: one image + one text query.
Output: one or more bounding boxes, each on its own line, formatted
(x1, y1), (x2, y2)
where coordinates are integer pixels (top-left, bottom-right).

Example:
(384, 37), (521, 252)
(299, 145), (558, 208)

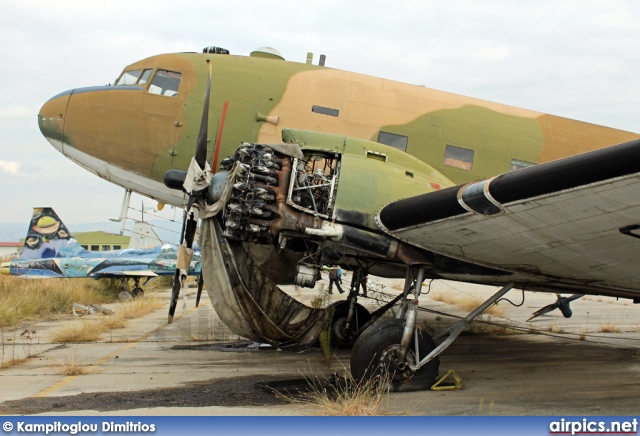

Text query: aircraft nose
(38, 90), (72, 153)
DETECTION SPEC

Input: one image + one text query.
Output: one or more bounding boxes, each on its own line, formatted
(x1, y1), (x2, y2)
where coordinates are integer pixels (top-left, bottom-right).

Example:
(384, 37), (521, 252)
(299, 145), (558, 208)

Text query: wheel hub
(379, 344), (416, 382)
(333, 317), (356, 342)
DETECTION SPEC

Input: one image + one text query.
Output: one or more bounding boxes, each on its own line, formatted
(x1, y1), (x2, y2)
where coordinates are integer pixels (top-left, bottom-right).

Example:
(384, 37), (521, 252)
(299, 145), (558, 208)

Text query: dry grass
(290, 372), (391, 416)
(117, 296), (164, 319)
(1, 358), (29, 369)
(599, 319), (620, 333)
(51, 297), (164, 343)
(310, 283), (331, 309)
(145, 275), (175, 291)
(478, 398), (495, 416)
(309, 284), (333, 367)
(55, 350), (85, 376)
(545, 321), (565, 333)
(391, 281), (404, 291)
(431, 291), (504, 316)
(51, 319), (106, 343)
(0, 275), (117, 327)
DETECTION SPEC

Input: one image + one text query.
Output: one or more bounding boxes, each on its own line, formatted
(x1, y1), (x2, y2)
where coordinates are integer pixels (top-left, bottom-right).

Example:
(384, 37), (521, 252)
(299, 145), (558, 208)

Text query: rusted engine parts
(217, 143), (340, 289)
(218, 142), (337, 244)
(198, 142), (329, 347)
(199, 142), (428, 347)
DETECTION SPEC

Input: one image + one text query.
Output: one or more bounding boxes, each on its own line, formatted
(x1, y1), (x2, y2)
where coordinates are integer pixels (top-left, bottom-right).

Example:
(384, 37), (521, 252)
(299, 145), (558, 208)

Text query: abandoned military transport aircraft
(37, 45), (640, 390)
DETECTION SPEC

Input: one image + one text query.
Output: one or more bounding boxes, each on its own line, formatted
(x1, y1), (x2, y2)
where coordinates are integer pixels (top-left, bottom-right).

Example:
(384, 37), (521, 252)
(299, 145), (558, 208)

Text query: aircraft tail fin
(21, 207), (79, 259)
(128, 221), (163, 249)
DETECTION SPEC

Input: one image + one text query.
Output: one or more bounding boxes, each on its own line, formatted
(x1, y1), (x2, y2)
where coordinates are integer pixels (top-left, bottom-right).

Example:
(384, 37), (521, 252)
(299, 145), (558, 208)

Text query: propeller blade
(194, 65), (211, 170)
(195, 273), (204, 308)
(168, 214), (198, 323)
(168, 62), (212, 323)
(526, 293), (585, 322)
(168, 210), (188, 323)
(167, 270), (182, 324)
(526, 301), (560, 322)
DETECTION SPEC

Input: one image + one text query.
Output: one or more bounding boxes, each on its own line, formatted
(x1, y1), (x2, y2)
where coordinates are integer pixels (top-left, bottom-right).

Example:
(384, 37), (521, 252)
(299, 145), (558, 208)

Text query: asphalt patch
(0, 376), (291, 415)
(256, 377), (334, 398)
(170, 341), (275, 352)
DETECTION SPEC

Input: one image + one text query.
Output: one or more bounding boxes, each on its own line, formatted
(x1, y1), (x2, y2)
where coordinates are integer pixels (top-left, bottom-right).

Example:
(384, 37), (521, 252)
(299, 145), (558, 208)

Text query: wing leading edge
(377, 138), (640, 299)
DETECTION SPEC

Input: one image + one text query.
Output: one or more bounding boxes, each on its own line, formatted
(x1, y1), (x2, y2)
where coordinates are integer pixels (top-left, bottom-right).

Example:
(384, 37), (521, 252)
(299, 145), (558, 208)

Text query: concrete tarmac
(0, 277), (638, 416)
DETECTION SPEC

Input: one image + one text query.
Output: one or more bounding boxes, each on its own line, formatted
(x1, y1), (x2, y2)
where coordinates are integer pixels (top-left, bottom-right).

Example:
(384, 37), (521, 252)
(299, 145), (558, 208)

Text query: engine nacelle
(215, 129), (454, 285)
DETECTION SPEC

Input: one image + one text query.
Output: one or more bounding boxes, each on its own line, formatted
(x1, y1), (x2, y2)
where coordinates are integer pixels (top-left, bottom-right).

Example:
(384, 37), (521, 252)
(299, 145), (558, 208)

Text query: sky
(1, 0), (640, 226)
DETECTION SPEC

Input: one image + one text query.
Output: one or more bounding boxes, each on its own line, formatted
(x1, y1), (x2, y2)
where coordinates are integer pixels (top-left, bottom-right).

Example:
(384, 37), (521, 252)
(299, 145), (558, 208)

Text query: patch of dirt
(0, 376), (291, 415)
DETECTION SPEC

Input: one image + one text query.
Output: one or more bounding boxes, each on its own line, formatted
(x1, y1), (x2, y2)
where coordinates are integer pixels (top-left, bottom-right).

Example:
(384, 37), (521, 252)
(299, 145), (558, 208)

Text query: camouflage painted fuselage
(38, 50), (640, 225)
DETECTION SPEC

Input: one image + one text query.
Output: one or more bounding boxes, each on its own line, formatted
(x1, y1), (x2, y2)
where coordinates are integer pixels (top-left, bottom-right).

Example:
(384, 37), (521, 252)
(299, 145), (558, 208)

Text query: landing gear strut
(350, 266), (514, 391)
(327, 266), (372, 347)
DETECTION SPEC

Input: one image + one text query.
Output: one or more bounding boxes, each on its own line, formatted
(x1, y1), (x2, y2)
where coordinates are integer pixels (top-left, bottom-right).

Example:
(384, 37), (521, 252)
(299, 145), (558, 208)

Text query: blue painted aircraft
(0, 207), (201, 298)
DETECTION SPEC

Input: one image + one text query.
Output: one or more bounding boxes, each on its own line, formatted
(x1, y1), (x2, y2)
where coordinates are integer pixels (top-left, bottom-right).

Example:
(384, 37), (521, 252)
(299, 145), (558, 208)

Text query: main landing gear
(328, 267), (372, 347)
(117, 276), (145, 301)
(349, 266), (514, 392)
(327, 265), (408, 348)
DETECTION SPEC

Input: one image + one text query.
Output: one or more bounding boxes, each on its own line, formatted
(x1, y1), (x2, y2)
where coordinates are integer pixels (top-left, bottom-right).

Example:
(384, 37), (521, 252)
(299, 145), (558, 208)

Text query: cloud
(0, 160), (21, 175)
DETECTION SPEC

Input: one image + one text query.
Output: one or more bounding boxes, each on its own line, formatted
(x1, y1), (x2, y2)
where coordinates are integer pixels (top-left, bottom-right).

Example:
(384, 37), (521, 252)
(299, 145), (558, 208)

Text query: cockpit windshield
(114, 68), (181, 97)
(115, 68), (152, 86)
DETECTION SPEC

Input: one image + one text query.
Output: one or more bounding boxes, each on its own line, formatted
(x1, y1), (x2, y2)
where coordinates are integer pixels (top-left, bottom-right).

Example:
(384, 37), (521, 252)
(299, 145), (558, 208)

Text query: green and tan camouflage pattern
(39, 50), (640, 203)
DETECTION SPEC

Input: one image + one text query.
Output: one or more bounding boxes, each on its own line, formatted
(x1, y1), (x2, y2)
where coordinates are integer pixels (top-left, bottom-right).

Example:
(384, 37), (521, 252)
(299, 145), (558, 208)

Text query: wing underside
(377, 138), (640, 299)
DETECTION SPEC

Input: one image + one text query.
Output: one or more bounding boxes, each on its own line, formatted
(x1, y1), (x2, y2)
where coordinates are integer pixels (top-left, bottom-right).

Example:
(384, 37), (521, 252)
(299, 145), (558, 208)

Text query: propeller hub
(209, 171), (229, 202)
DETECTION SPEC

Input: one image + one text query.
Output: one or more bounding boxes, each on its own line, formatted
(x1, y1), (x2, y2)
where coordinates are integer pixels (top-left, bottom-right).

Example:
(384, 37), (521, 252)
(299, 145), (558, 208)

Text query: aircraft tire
(131, 287), (144, 299)
(350, 319), (439, 392)
(118, 291), (132, 301)
(327, 301), (371, 348)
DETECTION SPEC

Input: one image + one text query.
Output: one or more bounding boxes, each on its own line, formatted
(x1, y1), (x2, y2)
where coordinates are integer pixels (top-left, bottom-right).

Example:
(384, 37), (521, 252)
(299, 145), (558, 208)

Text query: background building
(73, 231), (131, 252)
(17, 231), (131, 255)
(0, 242), (23, 258)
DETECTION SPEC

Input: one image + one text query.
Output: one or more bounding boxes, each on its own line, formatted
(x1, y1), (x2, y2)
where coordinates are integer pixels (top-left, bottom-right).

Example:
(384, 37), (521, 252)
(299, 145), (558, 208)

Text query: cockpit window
(138, 69), (153, 85)
(115, 70), (142, 86)
(148, 70), (182, 97)
(115, 68), (153, 86)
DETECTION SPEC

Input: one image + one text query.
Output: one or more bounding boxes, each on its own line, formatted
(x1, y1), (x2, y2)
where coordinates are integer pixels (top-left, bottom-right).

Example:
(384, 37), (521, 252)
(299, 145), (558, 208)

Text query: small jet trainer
(1, 207), (201, 299)
(36, 45), (640, 390)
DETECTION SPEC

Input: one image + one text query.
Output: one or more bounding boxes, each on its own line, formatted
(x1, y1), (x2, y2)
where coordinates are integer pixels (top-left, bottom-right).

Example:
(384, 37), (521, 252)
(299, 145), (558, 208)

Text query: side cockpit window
(148, 70), (182, 97)
(115, 68), (152, 86)
(138, 69), (152, 85)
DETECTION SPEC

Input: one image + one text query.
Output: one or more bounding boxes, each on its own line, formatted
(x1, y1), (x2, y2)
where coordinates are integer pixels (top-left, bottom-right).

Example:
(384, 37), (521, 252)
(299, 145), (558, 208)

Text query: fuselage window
(377, 131), (408, 152)
(148, 70), (182, 97)
(510, 158), (535, 171)
(444, 144), (474, 170)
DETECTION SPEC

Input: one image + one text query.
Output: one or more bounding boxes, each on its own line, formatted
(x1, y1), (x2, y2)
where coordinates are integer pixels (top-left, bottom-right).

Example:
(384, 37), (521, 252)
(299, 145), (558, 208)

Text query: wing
(91, 270), (158, 278)
(377, 138), (640, 299)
